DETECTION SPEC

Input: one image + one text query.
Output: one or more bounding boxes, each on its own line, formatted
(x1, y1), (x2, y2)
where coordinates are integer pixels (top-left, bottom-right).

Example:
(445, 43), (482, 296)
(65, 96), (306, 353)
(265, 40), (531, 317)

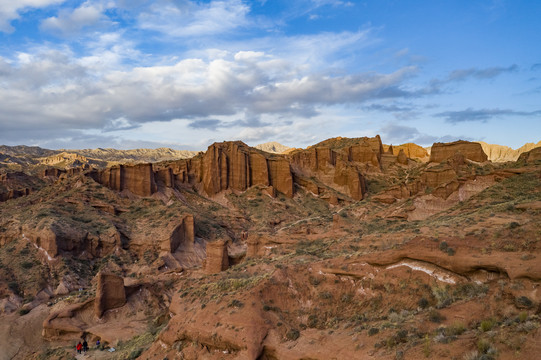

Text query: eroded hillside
(0, 137), (540, 360)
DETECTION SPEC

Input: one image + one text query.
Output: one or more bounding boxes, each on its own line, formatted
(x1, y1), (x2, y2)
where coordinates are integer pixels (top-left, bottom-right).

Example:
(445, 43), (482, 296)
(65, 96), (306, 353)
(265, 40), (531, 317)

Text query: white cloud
(0, 42), (417, 146)
(0, 0), (65, 32)
(40, 0), (114, 35)
(138, 0), (250, 37)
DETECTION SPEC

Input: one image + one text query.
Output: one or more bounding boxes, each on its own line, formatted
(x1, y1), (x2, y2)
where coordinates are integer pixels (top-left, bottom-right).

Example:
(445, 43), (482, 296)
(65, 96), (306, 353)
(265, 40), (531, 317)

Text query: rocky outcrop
(94, 272), (126, 318)
(22, 221), (120, 259)
(397, 149), (408, 165)
(518, 146), (541, 163)
(205, 240), (229, 274)
(168, 141), (294, 198)
(268, 158), (293, 197)
(385, 143), (429, 161)
(90, 163), (157, 196)
(430, 140), (488, 163)
(161, 214), (194, 253)
(289, 144), (368, 200)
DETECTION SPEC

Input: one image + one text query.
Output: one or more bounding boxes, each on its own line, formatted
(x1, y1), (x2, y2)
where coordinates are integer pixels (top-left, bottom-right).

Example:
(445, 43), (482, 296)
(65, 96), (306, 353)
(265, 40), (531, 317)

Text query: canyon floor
(0, 137), (540, 360)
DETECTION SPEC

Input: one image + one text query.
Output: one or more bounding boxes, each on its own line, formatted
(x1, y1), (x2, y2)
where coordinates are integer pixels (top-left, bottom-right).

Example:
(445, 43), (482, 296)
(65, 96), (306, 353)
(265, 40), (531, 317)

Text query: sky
(0, 0), (540, 151)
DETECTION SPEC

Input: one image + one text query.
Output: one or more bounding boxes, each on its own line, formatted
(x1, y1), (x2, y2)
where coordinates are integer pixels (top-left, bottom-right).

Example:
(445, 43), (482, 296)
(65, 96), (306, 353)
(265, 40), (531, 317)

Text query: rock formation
(205, 240), (229, 274)
(90, 163), (158, 196)
(429, 140), (488, 163)
(518, 146), (541, 163)
(94, 272), (126, 318)
(384, 143), (429, 161)
(161, 214), (195, 253)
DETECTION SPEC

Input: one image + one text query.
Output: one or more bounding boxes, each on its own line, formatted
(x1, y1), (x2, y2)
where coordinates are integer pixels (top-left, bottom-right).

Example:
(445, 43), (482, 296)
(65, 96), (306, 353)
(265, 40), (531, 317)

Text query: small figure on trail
(83, 339), (89, 352)
(96, 339), (100, 349)
(76, 342), (83, 354)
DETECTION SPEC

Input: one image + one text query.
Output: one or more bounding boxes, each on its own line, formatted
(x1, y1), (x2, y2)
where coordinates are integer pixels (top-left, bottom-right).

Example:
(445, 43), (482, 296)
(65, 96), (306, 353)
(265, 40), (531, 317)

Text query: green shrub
(480, 319), (495, 332)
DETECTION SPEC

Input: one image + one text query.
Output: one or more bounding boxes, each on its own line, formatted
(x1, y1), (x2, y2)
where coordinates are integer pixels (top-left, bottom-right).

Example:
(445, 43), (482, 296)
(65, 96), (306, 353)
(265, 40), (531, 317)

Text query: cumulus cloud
(0, 0), (65, 32)
(40, 0), (114, 36)
(435, 108), (541, 123)
(138, 0), (250, 37)
(0, 45), (419, 144)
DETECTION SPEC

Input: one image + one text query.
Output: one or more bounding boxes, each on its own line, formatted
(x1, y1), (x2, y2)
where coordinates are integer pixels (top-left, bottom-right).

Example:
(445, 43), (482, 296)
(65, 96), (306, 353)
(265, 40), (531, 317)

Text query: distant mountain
(254, 141), (292, 154)
(64, 147), (198, 165)
(0, 145), (198, 171)
(478, 141), (541, 162)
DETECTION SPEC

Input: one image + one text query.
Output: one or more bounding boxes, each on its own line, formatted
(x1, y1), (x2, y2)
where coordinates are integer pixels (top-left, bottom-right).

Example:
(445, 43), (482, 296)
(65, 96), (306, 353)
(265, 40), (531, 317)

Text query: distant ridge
(254, 141), (292, 154)
(64, 147), (198, 164)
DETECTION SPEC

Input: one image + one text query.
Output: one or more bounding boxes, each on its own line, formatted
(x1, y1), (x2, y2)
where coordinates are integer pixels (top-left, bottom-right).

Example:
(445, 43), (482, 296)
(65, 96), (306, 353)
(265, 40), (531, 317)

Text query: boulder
(94, 272), (126, 318)
(429, 140), (488, 163)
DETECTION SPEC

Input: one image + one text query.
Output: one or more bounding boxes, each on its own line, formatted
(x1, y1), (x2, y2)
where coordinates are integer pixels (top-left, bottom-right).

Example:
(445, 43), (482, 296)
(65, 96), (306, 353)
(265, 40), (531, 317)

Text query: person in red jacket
(76, 342), (83, 354)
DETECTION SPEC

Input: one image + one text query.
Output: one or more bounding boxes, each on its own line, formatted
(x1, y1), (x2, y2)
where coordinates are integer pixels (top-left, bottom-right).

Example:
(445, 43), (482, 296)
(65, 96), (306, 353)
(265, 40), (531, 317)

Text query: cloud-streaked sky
(0, 0), (539, 150)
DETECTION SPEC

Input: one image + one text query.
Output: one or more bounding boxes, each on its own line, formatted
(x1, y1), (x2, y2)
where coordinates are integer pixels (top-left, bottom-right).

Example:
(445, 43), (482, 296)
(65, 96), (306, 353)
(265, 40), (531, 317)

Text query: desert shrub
(307, 315), (318, 328)
(128, 349), (142, 359)
(432, 285), (453, 308)
(479, 319), (495, 332)
(286, 329), (300, 341)
(318, 291), (333, 300)
(508, 221), (520, 229)
(428, 309), (445, 323)
(18, 308), (30, 316)
(368, 327), (379, 336)
(439, 241), (448, 251)
(477, 338), (497, 357)
(515, 296), (533, 309)
(228, 299), (244, 308)
(418, 297), (429, 309)
(454, 283), (488, 299)
(518, 311), (528, 322)
(21, 261), (34, 269)
(445, 322), (466, 336)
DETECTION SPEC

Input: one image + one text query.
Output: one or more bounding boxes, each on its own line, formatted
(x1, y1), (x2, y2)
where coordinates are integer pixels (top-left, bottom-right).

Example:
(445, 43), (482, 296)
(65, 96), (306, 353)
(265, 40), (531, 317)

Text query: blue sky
(0, 0), (539, 150)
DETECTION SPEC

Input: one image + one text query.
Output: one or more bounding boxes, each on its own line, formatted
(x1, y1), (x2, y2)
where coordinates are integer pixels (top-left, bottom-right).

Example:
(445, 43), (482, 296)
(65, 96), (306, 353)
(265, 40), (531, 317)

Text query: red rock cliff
(430, 140), (488, 163)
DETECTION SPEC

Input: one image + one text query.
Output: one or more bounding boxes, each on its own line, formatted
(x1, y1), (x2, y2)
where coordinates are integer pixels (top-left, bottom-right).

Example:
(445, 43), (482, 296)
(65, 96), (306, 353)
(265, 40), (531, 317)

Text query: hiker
(96, 339), (101, 349)
(83, 339), (89, 352)
(76, 342), (82, 354)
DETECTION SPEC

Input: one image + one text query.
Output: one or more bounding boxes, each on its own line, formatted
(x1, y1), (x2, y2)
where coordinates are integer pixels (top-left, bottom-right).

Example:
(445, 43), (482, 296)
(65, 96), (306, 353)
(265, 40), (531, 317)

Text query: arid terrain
(1, 136), (540, 360)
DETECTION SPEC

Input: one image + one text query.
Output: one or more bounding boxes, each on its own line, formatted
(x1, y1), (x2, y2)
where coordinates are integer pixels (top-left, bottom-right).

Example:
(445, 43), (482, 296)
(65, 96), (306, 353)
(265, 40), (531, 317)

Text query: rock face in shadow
(430, 140), (488, 163)
(518, 146), (541, 163)
(205, 240), (229, 274)
(94, 272), (126, 318)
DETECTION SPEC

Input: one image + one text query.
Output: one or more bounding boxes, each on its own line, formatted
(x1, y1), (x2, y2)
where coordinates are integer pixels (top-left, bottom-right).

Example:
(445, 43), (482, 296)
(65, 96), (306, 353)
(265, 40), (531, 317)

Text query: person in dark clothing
(83, 339), (89, 352)
(76, 342), (82, 354)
